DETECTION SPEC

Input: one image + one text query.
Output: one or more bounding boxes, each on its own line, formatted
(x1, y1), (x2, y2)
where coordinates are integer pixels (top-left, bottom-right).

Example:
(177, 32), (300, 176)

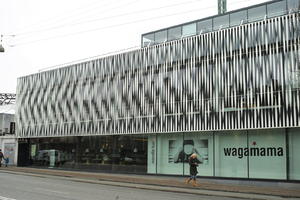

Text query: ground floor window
(289, 128), (300, 180)
(24, 128), (300, 180)
(29, 135), (148, 173)
(248, 129), (286, 179)
(214, 131), (248, 178)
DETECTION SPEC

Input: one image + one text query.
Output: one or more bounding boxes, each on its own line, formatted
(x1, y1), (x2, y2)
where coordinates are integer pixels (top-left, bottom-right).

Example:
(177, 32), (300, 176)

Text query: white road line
(0, 196), (16, 200)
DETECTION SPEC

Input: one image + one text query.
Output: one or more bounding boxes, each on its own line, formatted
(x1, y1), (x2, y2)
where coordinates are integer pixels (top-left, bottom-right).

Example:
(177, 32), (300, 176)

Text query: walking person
(0, 149), (4, 167)
(4, 156), (9, 167)
(185, 153), (200, 186)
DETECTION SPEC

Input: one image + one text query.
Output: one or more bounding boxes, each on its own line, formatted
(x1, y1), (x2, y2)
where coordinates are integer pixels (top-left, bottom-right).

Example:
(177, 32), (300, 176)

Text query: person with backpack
(0, 149), (4, 167)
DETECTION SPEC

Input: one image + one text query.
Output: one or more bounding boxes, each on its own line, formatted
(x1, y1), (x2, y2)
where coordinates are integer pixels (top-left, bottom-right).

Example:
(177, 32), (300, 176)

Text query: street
(0, 171), (245, 200)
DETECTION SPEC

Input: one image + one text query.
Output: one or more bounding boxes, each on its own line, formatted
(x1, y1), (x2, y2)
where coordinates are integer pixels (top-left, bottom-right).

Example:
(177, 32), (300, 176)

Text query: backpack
(0, 152), (3, 159)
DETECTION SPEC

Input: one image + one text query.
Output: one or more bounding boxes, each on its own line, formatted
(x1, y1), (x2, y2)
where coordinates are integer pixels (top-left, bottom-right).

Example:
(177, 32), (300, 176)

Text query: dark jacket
(189, 157), (199, 176)
(0, 152), (3, 160)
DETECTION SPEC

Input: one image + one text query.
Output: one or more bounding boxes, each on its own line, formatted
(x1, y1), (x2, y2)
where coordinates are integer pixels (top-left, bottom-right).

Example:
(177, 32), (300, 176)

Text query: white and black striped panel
(16, 13), (300, 138)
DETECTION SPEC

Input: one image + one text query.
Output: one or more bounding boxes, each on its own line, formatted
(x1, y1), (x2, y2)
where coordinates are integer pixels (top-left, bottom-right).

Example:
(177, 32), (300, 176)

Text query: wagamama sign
(224, 141), (284, 159)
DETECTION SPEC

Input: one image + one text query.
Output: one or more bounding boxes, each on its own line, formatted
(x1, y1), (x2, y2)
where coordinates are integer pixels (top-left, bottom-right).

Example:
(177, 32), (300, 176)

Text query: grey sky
(0, 0), (266, 93)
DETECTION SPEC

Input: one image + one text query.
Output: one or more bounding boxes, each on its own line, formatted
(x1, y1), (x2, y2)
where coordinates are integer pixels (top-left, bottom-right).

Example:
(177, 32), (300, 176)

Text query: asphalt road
(0, 172), (245, 200)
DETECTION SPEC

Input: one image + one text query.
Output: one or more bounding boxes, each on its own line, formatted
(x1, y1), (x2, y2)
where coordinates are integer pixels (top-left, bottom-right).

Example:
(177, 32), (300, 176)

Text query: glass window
(112, 135), (148, 173)
(182, 23), (196, 37)
(213, 14), (229, 31)
(248, 5), (266, 22)
(3, 143), (15, 165)
(197, 19), (212, 34)
(168, 26), (182, 41)
(248, 129), (286, 179)
(154, 30), (167, 44)
(214, 131), (248, 178)
(156, 132), (184, 175)
(267, 1), (287, 18)
(288, 0), (300, 13)
(230, 10), (247, 26)
(147, 134), (157, 174)
(29, 137), (77, 168)
(183, 132), (214, 176)
(142, 33), (154, 47)
(288, 128), (300, 180)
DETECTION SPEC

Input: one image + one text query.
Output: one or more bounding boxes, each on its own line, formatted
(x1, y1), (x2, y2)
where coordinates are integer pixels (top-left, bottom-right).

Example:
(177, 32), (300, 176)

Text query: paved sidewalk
(0, 167), (300, 200)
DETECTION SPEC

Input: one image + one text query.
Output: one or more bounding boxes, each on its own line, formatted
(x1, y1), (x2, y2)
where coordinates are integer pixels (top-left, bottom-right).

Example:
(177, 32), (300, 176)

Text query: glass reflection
(29, 135), (148, 173)
(197, 19), (212, 34)
(230, 10), (247, 26)
(213, 15), (229, 31)
(267, 1), (287, 18)
(182, 23), (196, 37)
(248, 5), (266, 22)
(168, 27), (182, 41)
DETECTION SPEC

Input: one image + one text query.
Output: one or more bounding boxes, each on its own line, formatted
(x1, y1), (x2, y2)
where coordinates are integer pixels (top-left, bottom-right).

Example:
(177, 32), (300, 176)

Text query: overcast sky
(0, 0), (267, 93)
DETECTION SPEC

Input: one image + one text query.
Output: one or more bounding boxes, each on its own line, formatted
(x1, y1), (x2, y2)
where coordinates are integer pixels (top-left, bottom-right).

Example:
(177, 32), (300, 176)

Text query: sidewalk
(0, 167), (300, 200)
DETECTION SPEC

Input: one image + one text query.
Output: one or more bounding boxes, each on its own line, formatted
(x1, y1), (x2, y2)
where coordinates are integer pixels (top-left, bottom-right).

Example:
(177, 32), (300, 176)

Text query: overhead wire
(12, 0), (206, 38)
(16, 0), (261, 36)
(10, 5), (217, 46)
(11, 0), (117, 34)
(10, 0), (266, 46)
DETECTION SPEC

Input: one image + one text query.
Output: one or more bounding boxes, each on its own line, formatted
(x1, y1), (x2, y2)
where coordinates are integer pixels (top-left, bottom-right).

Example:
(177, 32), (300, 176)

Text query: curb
(0, 170), (294, 200)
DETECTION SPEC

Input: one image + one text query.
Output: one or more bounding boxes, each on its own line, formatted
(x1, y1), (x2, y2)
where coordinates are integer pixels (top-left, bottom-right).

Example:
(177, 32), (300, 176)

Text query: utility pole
(218, 0), (227, 14)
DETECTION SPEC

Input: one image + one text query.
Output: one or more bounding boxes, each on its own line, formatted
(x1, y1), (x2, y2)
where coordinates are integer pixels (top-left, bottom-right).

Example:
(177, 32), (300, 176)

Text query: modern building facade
(16, 0), (300, 180)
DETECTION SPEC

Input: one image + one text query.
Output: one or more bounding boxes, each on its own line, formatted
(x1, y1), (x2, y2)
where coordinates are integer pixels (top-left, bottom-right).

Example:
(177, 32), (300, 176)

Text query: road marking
(0, 196), (16, 200)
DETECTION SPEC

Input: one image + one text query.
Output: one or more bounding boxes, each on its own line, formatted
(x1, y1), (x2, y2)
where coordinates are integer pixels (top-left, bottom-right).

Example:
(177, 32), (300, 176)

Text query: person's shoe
(185, 178), (191, 184)
(191, 180), (199, 187)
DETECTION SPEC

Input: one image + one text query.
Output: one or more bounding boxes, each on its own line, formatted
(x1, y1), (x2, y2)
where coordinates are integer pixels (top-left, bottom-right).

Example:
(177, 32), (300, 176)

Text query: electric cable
(12, 0), (119, 33)
(10, 0), (262, 46)
(12, 0), (207, 37)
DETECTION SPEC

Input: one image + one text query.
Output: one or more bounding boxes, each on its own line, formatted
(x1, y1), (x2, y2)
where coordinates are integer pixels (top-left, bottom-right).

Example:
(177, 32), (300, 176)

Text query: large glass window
(29, 137), (77, 168)
(288, 0), (300, 13)
(267, 1), (287, 18)
(183, 132), (214, 177)
(288, 128), (300, 180)
(129, 135), (148, 173)
(147, 134), (157, 174)
(230, 10), (247, 26)
(154, 30), (167, 44)
(248, 129), (286, 179)
(156, 132), (184, 175)
(215, 131), (248, 178)
(142, 33), (154, 47)
(248, 5), (266, 22)
(197, 19), (212, 34)
(29, 135), (148, 173)
(96, 136), (113, 171)
(213, 14), (229, 31)
(168, 27), (182, 41)
(112, 135), (148, 173)
(25, 128), (300, 180)
(182, 23), (196, 37)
